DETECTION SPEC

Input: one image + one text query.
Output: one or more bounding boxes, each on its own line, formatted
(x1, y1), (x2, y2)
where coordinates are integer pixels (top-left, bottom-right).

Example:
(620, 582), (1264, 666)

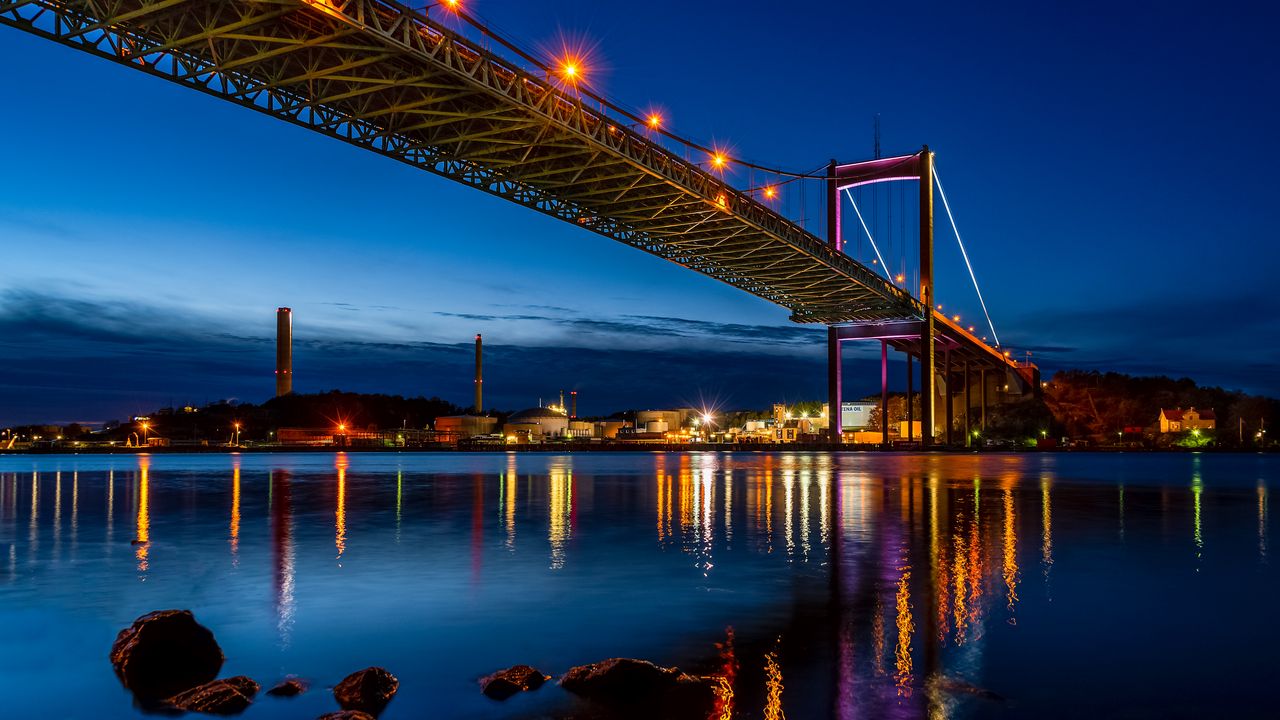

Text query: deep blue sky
(1, 0), (1277, 424)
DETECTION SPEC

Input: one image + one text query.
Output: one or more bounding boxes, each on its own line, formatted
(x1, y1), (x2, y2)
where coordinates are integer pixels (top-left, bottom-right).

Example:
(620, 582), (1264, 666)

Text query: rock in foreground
(167, 676), (259, 714)
(334, 667), (398, 714)
(109, 610), (224, 699)
(560, 658), (717, 719)
(317, 712), (376, 720)
(267, 678), (308, 697)
(560, 658), (682, 697)
(481, 664), (550, 700)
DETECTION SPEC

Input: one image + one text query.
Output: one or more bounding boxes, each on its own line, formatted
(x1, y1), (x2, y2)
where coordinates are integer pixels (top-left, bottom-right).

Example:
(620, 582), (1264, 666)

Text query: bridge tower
(827, 147), (938, 445)
(918, 147), (936, 446)
(827, 160), (843, 442)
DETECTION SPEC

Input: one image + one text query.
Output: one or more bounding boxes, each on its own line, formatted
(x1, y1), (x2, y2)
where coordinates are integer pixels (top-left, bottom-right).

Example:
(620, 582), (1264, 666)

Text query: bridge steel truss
(1, 0), (1029, 445)
(0, 0), (917, 324)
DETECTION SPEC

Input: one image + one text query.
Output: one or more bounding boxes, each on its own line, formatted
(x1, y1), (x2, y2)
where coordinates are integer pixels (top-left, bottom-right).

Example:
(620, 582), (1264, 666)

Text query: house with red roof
(1159, 407), (1216, 434)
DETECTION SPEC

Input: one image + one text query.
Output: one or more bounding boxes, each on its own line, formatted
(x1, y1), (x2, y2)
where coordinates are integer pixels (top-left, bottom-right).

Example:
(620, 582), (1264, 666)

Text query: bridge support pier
(826, 158), (842, 444)
(918, 147), (936, 447)
(944, 349), (953, 446)
(964, 360), (972, 448)
(980, 369), (988, 433)
(828, 327), (841, 443)
(906, 353), (914, 443)
(881, 341), (890, 447)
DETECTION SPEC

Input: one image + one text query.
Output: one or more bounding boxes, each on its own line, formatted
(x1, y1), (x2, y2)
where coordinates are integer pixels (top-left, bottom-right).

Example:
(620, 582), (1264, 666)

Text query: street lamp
(140, 421), (150, 444)
(421, 0), (460, 15)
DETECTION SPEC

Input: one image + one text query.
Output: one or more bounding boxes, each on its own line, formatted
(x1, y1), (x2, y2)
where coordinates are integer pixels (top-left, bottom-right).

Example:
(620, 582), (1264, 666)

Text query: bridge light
(952, 314), (960, 322)
(895, 273), (905, 283)
(561, 60), (580, 82)
(763, 185), (777, 200)
(646, 113), (662, 129)
(710, 151), (728, 170)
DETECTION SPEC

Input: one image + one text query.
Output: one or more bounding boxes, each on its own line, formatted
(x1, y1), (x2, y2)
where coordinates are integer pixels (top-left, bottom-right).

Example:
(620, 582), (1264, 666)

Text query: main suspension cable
(933, 166), (1000, 346)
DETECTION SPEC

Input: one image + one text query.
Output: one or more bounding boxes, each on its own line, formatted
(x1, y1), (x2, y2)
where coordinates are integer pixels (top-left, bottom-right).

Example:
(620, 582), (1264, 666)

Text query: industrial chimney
(275, 307), (293, 396)
(474, 333), (483, 414)
(571, 390), (578, 419)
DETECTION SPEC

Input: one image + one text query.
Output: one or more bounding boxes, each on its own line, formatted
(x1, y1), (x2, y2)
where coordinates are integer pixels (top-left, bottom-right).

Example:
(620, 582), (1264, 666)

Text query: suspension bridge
(0, 0), (1038, 446)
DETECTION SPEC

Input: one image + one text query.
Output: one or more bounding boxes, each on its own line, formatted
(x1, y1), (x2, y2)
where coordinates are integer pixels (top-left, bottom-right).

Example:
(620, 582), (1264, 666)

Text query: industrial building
(434, 415), (498, 441)
(504, 406), (570, 441)
(275, 307), (292, 396)
(435, 334), (497, 441)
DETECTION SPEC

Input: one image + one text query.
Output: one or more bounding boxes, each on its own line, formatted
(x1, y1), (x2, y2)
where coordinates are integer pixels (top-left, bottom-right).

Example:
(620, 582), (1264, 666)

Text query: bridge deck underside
(835, 314), (1021, 371)
(1, 0), (922, 324)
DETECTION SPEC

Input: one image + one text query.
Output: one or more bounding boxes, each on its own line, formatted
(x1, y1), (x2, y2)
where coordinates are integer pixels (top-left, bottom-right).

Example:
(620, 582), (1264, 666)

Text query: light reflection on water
(0, 451), (1277, 719)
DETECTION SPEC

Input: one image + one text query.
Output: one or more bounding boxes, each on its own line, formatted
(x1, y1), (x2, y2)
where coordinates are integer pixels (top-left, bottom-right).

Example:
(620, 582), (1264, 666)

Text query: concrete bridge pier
(881, 341), (890, 446)
(964, 360), (972, 447)
(918, 147), (936, 447)
(826, 159), (843, 444)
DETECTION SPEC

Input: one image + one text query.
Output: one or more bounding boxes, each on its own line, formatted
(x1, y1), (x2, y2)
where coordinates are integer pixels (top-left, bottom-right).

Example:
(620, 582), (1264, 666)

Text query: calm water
(0, 452), (1275, 719)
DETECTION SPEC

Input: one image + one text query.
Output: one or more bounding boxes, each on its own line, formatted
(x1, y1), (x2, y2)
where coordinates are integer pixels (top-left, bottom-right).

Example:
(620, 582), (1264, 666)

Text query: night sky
(1, 0), (1277, 424)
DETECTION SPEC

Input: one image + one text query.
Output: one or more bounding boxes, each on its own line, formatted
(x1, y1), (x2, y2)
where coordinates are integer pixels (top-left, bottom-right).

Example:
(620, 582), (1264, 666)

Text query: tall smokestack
(474, 333), (483, 414)
(571, 390), (577, 419)
(275, 307), (293, 396)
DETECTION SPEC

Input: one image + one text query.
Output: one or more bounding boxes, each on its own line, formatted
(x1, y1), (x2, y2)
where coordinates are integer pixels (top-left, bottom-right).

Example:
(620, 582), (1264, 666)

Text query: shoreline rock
(560, 658), (717, 719)
(267, 677), (308, 697)
(109, 609), (224, 700)
(481, 664), (550, 700)
(166, 676), (259, 715)
(334, 667), (398, 715)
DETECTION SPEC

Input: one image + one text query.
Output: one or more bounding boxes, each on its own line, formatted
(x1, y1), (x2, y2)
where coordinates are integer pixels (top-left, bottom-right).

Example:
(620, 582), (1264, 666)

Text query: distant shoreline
(1, 445), (1273, 455)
